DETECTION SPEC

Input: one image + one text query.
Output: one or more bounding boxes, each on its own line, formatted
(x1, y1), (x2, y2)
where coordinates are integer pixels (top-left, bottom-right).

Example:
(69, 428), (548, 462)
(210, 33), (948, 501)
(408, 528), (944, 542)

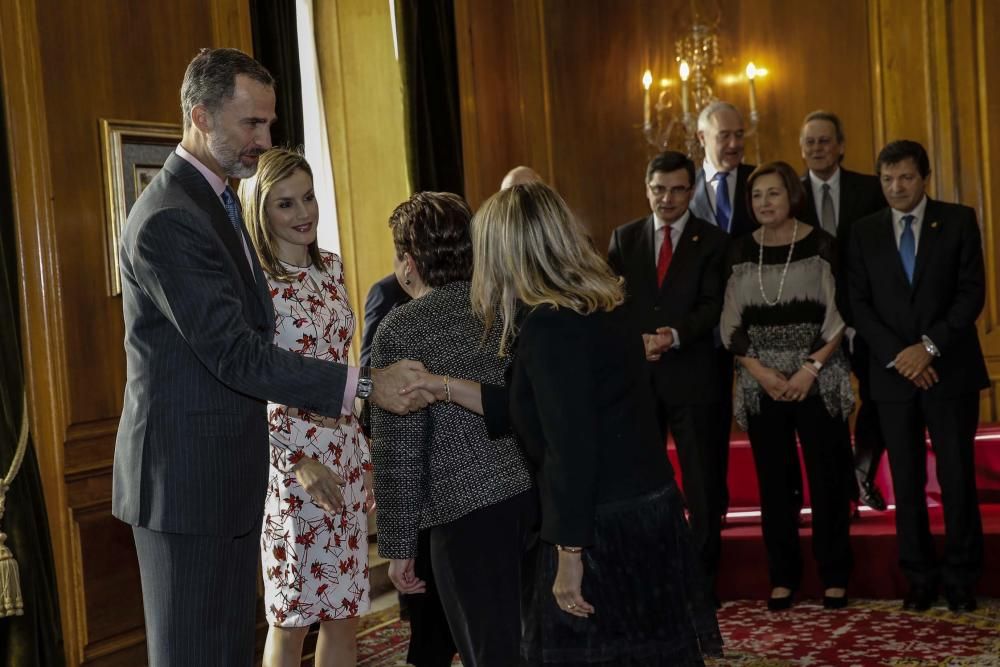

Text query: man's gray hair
(697, 101), (742, 132)
(180, 48), (274, 130)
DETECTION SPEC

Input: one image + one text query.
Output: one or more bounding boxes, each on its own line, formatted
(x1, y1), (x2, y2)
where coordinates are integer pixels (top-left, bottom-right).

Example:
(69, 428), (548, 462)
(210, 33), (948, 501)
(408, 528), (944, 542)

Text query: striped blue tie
(221, 186), (244, 238)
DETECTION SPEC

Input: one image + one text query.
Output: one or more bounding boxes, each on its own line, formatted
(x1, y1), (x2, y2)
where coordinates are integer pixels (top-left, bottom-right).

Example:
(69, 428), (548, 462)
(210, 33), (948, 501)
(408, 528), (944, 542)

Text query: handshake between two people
(293, 359), (438, 515)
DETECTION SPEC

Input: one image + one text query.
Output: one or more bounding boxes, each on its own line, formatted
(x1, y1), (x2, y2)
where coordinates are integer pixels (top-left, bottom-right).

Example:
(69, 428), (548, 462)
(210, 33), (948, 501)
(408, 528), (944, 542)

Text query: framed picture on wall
(99, 118), (182, 296)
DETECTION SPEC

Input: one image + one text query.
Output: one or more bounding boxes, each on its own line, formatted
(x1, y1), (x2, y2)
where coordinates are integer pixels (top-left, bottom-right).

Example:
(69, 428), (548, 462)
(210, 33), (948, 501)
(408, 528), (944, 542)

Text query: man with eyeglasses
(608, 150), (729, 604)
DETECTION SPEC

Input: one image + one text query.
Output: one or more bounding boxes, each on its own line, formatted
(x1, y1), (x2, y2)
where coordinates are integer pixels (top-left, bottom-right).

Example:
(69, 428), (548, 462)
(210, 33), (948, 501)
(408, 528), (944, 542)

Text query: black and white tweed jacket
(370, 281), (534, 559)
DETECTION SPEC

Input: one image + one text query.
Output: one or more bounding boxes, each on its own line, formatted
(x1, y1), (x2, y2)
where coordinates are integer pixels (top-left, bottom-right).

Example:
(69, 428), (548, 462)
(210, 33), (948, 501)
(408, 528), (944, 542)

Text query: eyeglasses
(648, 185), (691, 198)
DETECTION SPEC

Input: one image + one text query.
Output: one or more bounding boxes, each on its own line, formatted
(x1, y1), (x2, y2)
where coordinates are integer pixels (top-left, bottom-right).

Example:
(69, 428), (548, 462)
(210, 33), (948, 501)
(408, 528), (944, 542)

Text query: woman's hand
(754, 367), (790, 401)
(782, 367), (816, 402)
(552, 550), (595, 618)
(293, 457), (345, 513)
(388, 558), (426, 594)
(363, 468), (376, 512)
(400, 370), (448, 401)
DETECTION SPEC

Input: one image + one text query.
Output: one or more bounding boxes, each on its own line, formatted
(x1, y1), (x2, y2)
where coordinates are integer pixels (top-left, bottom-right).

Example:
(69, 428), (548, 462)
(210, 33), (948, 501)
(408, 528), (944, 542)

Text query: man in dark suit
(688, 101), (756, 521)
(608, 151), (729, 597)
(799, 110), (889, 511)
(849, 140), (987, 613)
(689, 101), (756, 238)
(113, 48), (429, 665)
(361, 274), (411, 367)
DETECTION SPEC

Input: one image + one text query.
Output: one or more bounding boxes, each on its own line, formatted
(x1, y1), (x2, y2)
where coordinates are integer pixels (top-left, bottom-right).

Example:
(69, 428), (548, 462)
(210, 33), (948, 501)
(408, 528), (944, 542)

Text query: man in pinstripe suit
(113, 48), (429, 665)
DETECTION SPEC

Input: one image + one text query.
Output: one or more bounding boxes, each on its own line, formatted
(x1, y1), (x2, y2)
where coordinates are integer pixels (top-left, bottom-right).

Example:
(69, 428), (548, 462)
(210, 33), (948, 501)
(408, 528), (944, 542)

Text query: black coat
(847, 198), (989, 402)
(607, 213), (728, 405)
(800, 168), (887, 323)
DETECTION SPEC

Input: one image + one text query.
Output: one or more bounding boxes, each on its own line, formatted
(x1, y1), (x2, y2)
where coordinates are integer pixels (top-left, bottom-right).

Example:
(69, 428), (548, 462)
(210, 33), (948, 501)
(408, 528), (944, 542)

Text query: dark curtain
(398, 0), (465, 194)
(0, 85), (66, 665)
(250, 0), (305, 149)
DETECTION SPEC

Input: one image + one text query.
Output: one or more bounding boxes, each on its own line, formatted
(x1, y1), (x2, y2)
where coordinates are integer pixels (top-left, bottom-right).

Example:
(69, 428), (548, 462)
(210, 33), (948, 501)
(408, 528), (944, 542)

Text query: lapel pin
(930, 221), (939, 229)
(692, 235), (700, 242)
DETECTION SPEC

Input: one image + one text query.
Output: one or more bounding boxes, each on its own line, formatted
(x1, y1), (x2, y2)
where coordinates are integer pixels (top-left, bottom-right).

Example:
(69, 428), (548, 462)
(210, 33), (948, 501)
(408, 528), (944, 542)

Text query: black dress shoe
(902, 587), (936, 611)
(767, 593), (794, 611)
(945, 587), (977, 613)
(823, 594), (849, 610)
(858, 480), (887, 511)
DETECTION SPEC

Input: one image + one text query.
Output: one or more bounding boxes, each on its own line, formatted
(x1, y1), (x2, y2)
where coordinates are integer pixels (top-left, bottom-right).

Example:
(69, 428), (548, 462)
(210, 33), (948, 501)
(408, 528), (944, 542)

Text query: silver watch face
(357, 377), (374, 399)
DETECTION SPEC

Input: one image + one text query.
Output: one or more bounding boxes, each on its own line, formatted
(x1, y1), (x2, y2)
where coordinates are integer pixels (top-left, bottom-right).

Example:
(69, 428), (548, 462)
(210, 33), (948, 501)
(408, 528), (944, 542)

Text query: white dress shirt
(651, 210), (690, 348)
(891, 195), (928, 251)
(809, 167), (842, 229)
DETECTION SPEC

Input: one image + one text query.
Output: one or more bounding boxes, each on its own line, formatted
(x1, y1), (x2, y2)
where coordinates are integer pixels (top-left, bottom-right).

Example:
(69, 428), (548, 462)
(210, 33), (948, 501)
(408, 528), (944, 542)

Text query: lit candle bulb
(642, 70), (653, 127)
(746, 62), (758, 116)
(679, 61), (691, 115)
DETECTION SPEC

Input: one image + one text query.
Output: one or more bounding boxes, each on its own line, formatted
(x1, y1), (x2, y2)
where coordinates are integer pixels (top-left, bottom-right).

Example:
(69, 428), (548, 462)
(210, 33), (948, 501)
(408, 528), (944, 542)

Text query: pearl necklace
(757, 219), (798, 306)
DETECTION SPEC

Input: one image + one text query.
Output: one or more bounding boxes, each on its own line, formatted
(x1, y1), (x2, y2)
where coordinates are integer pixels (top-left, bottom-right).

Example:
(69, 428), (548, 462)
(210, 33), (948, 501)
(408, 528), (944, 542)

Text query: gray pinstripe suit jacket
(113, 152), (348, 537)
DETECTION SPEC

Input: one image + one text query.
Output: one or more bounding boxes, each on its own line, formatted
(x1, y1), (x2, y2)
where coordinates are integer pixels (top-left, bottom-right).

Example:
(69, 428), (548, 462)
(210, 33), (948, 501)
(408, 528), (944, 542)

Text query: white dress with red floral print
(261, 251), (371, 627)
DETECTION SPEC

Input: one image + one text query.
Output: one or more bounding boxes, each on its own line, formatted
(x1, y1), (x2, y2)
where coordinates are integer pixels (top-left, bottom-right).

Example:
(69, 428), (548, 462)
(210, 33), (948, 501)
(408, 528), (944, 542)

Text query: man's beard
(207, 132), (258, 179)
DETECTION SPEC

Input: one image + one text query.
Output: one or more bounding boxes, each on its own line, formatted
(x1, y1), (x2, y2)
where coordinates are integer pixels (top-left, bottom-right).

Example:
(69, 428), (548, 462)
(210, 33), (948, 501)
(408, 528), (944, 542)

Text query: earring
(404, 278), (411, 285)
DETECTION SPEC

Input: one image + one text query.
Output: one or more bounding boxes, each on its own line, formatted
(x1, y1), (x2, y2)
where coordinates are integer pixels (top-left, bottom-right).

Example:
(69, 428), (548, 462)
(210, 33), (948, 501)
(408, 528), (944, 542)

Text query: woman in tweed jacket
(369, 192), (536, 667)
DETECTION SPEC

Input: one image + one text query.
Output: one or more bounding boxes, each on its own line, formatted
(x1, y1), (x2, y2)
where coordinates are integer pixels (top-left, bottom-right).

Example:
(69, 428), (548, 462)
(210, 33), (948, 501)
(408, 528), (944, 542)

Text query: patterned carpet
(357, 599), (1000, 666)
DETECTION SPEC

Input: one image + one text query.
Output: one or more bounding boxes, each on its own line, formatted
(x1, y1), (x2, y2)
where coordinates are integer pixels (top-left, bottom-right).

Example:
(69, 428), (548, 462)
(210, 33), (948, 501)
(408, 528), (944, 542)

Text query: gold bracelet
(443, 375), (452, 402)
(555, 545), (583, 554)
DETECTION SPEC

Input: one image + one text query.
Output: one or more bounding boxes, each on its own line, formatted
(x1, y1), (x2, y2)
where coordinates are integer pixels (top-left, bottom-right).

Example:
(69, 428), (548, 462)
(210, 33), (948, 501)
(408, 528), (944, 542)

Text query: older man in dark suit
(799, 110), (889, 511)
(688, 101), (757, 520)
(849, 140), (987, 613)
(689, 101), (756, 238)
(608, 151), (729, 599)
(114, 48), (429, 665)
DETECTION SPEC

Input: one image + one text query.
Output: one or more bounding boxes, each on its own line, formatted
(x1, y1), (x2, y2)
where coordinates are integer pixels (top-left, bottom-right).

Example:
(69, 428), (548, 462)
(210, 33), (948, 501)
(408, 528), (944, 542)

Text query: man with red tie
(608, 151), (729, 601)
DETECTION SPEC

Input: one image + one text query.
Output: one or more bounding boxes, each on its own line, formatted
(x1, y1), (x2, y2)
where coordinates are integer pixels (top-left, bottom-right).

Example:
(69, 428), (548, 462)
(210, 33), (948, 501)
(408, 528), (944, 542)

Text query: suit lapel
(911, 199), (942, 291)
(801, 174), (819, 227)
(165, 155), (259, 293)
(838, 170), (858, 233)
(692, 169), (713, 223)
(641, 216), (660, 289)
(876, 208), (911, 291)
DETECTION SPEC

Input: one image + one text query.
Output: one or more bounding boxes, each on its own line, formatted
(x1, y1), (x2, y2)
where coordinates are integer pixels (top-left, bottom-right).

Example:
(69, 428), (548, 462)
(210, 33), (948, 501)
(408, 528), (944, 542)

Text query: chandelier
(641, 4), (765, 164)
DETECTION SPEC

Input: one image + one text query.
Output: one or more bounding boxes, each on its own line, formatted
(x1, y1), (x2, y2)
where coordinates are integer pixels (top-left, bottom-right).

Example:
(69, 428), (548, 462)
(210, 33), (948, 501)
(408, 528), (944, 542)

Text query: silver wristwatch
(357, 366), (374, 400)
(921, 335), (940, 357)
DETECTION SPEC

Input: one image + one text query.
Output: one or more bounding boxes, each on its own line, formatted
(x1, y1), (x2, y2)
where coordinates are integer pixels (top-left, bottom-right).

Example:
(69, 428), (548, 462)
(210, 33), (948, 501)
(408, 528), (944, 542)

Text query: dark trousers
(403, 530), (458, 667)
(746, 396), (854, 589)
(656, 401), (725, 591)
(132, 525), (258, 667)
(878, 393), (983, 590)
(430, 490), (538, 667)
(851, 338), (887, 489)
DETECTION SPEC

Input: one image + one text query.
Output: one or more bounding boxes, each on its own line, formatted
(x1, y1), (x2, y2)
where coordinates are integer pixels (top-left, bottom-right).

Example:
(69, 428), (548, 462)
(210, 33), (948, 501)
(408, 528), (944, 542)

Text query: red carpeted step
(665, 424), (1000, 600)
(667, 423), (1000, 509)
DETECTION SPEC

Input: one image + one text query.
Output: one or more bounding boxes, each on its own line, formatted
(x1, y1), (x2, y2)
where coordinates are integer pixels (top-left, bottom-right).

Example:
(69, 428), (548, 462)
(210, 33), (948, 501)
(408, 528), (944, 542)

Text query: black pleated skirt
(521, 483), (724, 665)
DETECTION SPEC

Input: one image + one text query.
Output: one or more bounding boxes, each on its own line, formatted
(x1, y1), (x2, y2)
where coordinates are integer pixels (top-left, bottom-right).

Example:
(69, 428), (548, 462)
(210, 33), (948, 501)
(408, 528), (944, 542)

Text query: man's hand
(642, 328), (674, 361)
(911, 365), (939, 390)
(894, 343), (933, 380)
(370, 360), (435, 414)
(293, 458), (345, 513)
(388, 558), (426, 594)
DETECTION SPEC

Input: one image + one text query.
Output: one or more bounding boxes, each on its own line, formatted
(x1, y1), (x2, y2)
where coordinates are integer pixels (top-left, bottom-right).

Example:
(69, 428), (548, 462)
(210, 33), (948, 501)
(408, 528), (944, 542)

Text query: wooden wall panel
(456, 0), (998, 420)
(3, 1), (255, 663)
(457, 0), (873, 252)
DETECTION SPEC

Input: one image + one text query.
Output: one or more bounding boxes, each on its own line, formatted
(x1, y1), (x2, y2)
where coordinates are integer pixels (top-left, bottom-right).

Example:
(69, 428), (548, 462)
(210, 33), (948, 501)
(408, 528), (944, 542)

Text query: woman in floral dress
(240, 148), (372, 667)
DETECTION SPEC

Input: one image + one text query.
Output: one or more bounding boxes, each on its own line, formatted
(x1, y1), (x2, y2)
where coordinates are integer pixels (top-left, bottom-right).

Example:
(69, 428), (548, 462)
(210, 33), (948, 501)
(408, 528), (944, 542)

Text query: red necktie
(657, 225), (673, 287)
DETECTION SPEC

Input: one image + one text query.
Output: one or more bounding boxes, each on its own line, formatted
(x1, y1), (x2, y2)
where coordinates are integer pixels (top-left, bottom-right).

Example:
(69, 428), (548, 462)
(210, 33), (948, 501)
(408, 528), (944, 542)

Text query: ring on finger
(566, 603), (577, 609)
